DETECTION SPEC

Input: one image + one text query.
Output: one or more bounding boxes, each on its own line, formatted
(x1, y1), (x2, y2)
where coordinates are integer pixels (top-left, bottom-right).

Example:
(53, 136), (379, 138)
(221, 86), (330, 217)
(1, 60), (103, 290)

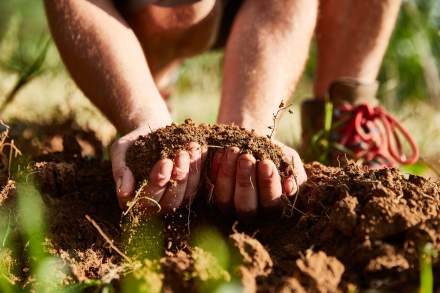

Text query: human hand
(209, 141), (307, 221)
(111, 125), (207, 213)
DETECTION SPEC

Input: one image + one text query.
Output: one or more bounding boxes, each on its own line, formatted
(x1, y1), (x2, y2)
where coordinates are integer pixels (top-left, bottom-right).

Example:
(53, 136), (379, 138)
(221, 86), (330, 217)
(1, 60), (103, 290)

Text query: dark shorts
(114, 0), (244, 48)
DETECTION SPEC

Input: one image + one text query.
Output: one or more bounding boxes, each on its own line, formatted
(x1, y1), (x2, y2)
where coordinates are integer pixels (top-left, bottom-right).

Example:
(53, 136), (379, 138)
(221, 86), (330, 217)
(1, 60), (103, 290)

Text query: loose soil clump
(126, 119), (292, 184)
(0, 121), (439, 292)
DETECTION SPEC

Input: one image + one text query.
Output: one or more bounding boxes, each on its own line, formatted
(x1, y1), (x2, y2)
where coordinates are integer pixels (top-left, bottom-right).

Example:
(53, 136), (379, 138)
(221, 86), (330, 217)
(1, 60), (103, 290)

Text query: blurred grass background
(0, 0), (439, 174)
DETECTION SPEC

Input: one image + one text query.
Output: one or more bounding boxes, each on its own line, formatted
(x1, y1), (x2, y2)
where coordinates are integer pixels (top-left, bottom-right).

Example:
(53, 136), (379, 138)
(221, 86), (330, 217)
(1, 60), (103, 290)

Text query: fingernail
(260, 161), (273, 178)
(286, 178), (297, 195)
(239, 158), (254, 174)
(188, 142), (201, 156)
(116, 177), (122, 193)
(226, 147), (239, 160)
(173, 151), (190, 179)
(120, 175), (130, 197)
(158, 160), (173, 180)
(176, 151), (190, 165)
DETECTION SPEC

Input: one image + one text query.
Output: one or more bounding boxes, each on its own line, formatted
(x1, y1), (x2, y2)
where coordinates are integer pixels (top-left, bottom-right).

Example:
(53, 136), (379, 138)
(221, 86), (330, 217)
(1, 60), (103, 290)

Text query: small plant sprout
(267, 100), (294, 139)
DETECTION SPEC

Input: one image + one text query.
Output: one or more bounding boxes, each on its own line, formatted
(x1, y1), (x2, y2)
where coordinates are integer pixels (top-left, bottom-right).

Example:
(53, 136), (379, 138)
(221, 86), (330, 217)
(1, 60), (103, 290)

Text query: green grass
(420, 243), (438, 293)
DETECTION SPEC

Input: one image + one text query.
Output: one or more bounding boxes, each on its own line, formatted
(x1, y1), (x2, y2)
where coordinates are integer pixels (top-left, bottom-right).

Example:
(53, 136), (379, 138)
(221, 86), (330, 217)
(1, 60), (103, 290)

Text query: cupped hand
(210, 141), (307, 221)
(111, 126), (207, 213)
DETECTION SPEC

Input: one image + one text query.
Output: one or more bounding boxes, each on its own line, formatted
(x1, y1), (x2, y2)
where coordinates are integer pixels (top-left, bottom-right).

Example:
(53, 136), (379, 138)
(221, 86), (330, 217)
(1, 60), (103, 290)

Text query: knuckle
(218, 162), (235, 178)
(236, 174), (253, 188)
(189, 160), (201, 173)
(111, 139), (129, 155)
(172, 167), (188, 181)
(112, 165), (126, 178)
(112, 169), (122, 179)
(110, 141), (120, 155)
(151, 173), (168, 187)
(259, 176), (276, 187)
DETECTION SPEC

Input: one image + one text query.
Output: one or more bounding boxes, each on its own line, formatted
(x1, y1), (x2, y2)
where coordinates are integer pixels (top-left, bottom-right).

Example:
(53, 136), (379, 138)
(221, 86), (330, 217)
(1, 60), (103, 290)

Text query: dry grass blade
(84, 214), (131, 263)
(0, 121), (22, 178)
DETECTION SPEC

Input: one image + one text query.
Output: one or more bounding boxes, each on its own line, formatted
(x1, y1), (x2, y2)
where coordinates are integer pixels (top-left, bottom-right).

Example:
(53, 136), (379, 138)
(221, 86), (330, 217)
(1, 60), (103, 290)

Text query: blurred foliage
(419, 243), (438, 293)
(0, 1), (48, 44)
(0, 0), (439, 105)
(379, 0), (440, 107)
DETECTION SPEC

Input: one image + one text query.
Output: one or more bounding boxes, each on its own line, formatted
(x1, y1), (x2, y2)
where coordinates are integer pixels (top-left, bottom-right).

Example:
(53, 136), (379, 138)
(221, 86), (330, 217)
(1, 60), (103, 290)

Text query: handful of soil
(126, 119), (293, 185)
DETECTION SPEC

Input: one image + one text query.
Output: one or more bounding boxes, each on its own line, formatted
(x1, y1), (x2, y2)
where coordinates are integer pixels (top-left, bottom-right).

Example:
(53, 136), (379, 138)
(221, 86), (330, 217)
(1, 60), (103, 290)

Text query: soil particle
(126, 119), (292, 184)
(230, 231), (273, 292)
(329, 195), (358, 236)
(293, 250), (344, 293)
(161, 250), (193, 292)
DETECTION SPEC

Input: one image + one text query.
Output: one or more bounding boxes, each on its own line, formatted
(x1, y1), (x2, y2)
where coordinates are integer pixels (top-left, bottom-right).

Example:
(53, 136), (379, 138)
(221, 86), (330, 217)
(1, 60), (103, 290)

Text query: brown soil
(126, 119), (292, 184)
(0, 121), (439, 292)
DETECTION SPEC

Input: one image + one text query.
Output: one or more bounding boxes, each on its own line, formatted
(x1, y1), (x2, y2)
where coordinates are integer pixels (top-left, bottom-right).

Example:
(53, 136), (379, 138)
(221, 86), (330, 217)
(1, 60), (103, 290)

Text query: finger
(210, 149), (225, 182)
(117, 168), (136, 209)
(283, 176), (298, 196)
(183, 142), (202, 204)
(213, 147), (240, 215)
(258, 159), (282, 212)
(136, 159), (173, 214)
(283, 150), (307, 186)
(200, 145), (208, 164)
(234, 154), (258, 222)
(111, 139), (135, 208)
(160, 151), (190, 213)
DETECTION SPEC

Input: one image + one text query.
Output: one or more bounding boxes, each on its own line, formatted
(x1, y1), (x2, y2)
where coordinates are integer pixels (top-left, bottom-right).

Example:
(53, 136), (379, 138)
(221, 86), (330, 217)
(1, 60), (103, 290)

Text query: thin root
(123, 180), (162, 216)
(85, 214), (132, 263)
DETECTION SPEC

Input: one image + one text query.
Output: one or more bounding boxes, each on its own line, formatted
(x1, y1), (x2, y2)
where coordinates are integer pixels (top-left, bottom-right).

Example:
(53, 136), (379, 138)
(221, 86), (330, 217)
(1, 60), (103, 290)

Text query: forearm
(45, 0), (172, 133)
(218, 0), (317, 136)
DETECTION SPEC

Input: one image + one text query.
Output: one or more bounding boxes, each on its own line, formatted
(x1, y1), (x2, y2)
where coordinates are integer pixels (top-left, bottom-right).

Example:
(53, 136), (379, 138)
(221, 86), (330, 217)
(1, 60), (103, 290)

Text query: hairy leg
(314, 0), (401, 98)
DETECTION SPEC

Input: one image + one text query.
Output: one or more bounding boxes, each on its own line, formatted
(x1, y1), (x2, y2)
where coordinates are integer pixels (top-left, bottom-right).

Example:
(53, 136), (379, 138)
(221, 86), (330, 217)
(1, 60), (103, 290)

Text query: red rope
(337, 104), (419, 166)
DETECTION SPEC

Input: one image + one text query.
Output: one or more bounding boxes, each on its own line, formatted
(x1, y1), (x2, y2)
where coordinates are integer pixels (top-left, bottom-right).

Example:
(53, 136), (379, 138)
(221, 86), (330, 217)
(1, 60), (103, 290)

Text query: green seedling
(419, 243), (438, 293)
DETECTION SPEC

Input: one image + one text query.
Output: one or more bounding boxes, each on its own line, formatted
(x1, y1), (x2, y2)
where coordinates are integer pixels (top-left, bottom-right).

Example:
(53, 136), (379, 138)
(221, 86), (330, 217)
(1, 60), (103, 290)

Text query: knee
(251, 0), (317, 17)
(245, 0), (318, 30)
(130, 0), (218, 32)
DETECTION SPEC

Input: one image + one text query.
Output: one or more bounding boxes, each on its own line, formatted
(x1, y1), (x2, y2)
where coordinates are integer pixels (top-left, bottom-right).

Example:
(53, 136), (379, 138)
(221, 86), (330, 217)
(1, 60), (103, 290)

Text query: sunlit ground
(0, 0), (439, 178)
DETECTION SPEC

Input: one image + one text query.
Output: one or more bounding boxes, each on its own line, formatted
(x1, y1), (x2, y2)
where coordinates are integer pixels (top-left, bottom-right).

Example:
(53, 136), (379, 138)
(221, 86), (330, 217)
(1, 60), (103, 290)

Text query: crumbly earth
(0, 121), (439, 292)
(126, 119), (292, 184)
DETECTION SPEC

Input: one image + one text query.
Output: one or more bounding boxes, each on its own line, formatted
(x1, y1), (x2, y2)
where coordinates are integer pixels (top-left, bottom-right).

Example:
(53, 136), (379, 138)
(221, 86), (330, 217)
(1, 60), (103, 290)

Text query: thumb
(111, 139), (135, 208)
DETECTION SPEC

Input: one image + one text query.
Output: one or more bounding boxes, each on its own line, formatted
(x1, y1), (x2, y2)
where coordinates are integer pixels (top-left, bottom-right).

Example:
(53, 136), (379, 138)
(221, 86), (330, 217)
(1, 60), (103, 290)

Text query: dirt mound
(0, 122), (439, 292)
(255, 162), (440, 292)
(126, 119), (292, 184)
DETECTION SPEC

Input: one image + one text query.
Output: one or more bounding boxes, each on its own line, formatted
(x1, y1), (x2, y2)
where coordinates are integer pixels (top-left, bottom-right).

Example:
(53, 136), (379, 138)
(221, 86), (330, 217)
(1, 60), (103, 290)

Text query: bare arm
(44, 0), (172, 133)
(212, 0), (313, 219)
(45, 0), (203, 211)
(218, 0), (317, 136)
